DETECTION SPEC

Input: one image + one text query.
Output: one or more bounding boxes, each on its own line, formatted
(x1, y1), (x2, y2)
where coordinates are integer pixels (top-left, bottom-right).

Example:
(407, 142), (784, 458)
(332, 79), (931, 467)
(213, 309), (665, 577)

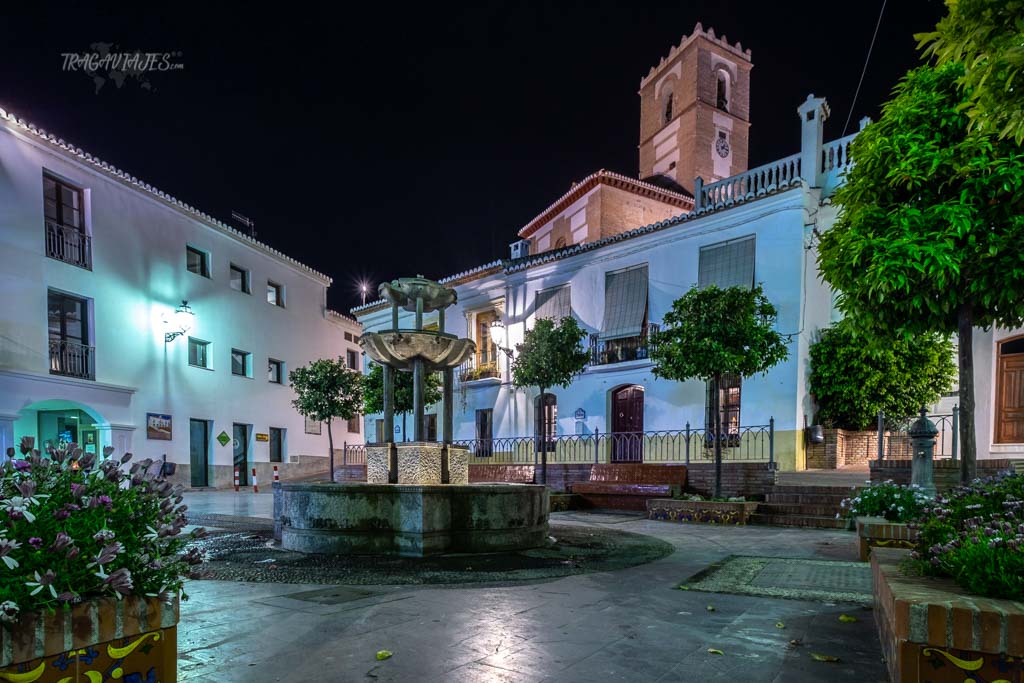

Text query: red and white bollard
(252, 467), (259, 494)
(233, 467), (239, 492)
(273, 465), (279, 483)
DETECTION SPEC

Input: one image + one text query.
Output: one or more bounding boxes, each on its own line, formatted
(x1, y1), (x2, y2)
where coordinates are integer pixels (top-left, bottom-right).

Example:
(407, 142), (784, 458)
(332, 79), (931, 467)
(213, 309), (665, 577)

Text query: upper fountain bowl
(360, 331), (474, 371)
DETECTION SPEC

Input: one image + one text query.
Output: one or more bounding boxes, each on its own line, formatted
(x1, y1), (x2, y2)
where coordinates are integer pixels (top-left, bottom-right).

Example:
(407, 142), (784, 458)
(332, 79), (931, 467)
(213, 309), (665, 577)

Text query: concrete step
(770, 485), (861, 495)
(764, 492), (854, 505)
(756, 503), (845, 517)
(748, 512), (847, 529)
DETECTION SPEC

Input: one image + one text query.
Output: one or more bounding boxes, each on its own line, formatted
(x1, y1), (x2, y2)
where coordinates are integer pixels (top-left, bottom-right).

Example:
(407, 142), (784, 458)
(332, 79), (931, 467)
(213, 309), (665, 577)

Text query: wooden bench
(572, 464), (687, 510)
(469, 464), (536, 484)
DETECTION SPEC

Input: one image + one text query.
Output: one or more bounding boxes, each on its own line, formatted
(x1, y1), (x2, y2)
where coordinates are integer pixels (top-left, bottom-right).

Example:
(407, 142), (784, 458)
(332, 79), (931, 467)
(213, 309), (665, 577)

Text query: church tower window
(663, 92), (674, 123)
(716, 73), (729, 112)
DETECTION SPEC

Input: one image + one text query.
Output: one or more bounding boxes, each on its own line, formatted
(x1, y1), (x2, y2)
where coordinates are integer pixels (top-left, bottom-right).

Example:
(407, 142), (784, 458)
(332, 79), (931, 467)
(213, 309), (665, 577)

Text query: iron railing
(877, 408), (958, 461)
(589, 323), (659, 366)
(45, 221), (92, 270)
(452, 420), (774, 466)
(340, 442), (367, 465)
(48, 338), (95, 380)
(459, 359), (499, 382)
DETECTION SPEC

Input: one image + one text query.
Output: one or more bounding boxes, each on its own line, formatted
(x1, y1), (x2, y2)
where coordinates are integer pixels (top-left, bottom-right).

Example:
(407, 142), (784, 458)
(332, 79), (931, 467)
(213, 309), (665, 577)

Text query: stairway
(750, 477), (864, 529)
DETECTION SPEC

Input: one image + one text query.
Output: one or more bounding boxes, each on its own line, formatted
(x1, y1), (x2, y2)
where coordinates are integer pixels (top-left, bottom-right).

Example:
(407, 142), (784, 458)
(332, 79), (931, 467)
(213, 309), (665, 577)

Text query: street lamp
(163, 300), (195, 343)
(358, 281), (371, 306)
(489, 320), (515, 359)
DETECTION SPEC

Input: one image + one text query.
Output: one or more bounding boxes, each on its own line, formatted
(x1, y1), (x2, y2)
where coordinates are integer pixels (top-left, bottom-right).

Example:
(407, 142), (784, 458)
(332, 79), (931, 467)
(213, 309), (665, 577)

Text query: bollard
(909, 407), (938, 497)
(252, 467), (259, 494)
(234, 467), (239, 492)
(273, 465), (279, 483)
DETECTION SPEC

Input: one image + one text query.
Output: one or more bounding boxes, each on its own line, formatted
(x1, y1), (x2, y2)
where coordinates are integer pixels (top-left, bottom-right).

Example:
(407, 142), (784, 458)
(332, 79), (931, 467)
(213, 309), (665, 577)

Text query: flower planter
(855, 515), (916, 561)
(0, 595), (178, 682)
(872, 547), (1024, 682)
(647, 499), (760, 525)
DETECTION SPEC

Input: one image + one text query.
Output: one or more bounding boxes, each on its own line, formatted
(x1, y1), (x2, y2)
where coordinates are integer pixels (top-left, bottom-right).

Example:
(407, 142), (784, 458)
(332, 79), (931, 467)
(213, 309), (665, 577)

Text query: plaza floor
(180, 492), (886, 682)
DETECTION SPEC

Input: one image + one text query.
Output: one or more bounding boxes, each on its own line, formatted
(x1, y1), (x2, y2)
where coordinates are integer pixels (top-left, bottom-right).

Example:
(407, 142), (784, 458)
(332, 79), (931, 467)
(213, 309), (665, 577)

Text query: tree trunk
(957, 304), (977, 483)
(713, 373), (723, 499)
(326, 417), (335, 483)
(539, 386), (548, 487)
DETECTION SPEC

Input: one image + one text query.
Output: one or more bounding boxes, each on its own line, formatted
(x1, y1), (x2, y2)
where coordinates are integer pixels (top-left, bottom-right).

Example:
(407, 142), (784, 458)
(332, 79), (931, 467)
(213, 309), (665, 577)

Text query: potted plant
(841, 480), (931, 560)
(0, 437), (203, 682)
(648, 494), (760, 525)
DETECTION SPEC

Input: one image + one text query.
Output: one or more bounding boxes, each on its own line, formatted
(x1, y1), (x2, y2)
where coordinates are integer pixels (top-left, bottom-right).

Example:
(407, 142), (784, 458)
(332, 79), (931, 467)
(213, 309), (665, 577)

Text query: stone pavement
(181, 493), (886, 682)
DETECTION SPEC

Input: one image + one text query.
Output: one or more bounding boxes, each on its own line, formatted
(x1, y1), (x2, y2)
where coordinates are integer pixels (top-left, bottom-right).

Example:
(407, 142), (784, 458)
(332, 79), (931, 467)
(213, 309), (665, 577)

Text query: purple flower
(16, 481), (36, 498)
(92, 542), (124, 567)
(104, 568), (133, 597)
(12, 460), (30, 472)
(70, 483), (86, 499)
(26, 570), (57, 598)
(97, 495), (113, 510)
(92, 529), (115, 544)
(27, 537), (42, 549)
(50, 532), (72, 552)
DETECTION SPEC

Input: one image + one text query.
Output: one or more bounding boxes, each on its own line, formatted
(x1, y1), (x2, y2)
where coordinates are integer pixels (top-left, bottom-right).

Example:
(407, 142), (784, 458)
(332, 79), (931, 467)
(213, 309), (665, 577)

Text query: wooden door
(611, 385), (644, 462)
(996, 354), (1024, 443)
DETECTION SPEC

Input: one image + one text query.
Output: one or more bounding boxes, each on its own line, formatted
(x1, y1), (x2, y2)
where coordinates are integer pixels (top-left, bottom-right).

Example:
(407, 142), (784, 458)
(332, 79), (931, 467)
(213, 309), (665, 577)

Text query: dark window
(535, 394), (557, 451)
(476, 409), (493, 457)
(375, 419), (384, 443)
(267, 281), (284, 307)
(229, 264), (250, 293)
(664, 92), (674, 123)
(344, 332), (353, 342)
(47, 290), (93, 379)
(43, 175), (83, 230)
(186, 246), (210, 277)
(347, 415), (360, 433)
(706, 373), (742, 445)
(269, 427), (284, 463)
(716, 73), (729, 111)
(231, 349), (251, 377)
(346, 349), (359, 370)
(424, 414), (437, 442)
(268, 358), (283, 383)
(188, 338), (210, 368)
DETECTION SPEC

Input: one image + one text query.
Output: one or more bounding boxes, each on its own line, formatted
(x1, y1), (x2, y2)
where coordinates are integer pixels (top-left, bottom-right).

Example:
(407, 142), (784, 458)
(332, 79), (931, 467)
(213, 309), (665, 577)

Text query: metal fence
(340, 443), (367, 465)
(877, 408), (958, 461)
(450, 420), (775, 466)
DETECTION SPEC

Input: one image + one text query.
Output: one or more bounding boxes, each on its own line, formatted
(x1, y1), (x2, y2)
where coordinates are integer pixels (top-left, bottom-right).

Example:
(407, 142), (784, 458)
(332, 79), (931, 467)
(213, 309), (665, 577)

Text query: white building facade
(0, 106), (364, 488)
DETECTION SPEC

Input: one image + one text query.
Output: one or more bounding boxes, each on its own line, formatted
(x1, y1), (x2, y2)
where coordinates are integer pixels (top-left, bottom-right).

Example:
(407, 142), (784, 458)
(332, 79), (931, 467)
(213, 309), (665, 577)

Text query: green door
(189, 419), (209, 487)
(233, 423), (249, 485)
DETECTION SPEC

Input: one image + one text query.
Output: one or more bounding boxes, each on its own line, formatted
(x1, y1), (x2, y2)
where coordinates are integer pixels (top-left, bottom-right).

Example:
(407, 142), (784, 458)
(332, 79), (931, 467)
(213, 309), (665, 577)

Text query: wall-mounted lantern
(163, 300), (195, 343)
(489, 320), (515, 359)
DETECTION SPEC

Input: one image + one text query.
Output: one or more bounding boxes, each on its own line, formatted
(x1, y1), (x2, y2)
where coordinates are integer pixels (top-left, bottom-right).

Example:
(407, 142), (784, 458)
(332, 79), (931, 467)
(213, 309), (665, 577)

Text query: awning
(698, 235), (755, 289)
(534, 285), (571, 322)
(600, 265), (648, 340)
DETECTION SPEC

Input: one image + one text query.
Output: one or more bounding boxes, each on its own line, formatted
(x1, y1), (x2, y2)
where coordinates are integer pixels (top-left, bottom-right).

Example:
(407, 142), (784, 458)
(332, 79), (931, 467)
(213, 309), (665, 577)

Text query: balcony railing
(49, 339), (95, 380)
(459, 359), (500, 383)
(589, 323), (659, 366)
(45, 221), (92, 270)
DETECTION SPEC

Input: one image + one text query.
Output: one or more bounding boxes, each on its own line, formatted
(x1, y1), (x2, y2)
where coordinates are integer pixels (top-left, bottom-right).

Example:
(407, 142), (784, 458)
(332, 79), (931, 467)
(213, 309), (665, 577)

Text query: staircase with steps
(750, 470), (868, 529)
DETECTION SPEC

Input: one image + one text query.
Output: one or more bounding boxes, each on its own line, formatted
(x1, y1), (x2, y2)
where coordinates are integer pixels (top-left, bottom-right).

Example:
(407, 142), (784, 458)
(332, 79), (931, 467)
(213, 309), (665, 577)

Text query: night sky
(0, 2), (945, 312)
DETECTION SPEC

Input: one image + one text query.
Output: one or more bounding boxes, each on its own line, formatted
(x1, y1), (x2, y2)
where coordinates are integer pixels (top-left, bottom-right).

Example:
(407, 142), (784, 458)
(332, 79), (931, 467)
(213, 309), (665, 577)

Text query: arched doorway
(610, 385), (644, 462)
(995, 337), (1024, 443)
(15, 399), (108, 456)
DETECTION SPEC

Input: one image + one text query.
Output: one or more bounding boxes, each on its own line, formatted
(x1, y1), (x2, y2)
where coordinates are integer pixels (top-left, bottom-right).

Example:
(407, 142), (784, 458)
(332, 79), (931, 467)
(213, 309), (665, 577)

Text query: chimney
(510, 239), (531, 260)
(796, 95), (830, 188)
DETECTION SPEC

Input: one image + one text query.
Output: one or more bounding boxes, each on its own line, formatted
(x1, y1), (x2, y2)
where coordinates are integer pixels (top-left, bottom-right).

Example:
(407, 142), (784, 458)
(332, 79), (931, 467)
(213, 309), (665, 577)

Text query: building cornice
(0, 368), (138, 395)
(0, 105), (332, 286)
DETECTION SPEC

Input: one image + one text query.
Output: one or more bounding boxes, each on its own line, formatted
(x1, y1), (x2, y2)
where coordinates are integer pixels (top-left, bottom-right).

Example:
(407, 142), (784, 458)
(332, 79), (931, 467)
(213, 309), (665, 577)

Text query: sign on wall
(574, 408), (586, 421)
(304, 417), (321, 435)
(255, 433), (269, 442)
(146, 413), (172, 441)
(216, 431), (231, 447)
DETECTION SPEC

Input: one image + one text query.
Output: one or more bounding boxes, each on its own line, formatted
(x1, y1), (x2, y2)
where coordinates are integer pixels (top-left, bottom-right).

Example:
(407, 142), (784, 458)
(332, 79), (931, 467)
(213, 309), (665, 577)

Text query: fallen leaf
(787, 639), (803, 650)
(677, 585), (690, 591)
(775, 622), (785, 629)
(375, 650), (393, 661)
(810, 653), (841, 663)
(707, 648), (724, 656)
(838, 614), (858, 623)
(706, 605), (716, 612)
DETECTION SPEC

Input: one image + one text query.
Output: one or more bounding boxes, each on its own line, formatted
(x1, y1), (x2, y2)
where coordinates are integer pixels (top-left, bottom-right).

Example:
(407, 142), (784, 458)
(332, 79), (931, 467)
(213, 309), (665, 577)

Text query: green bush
(840, 480), (933, 522)
(912, 472), (1024, 599)
(808, 318), (955, 430)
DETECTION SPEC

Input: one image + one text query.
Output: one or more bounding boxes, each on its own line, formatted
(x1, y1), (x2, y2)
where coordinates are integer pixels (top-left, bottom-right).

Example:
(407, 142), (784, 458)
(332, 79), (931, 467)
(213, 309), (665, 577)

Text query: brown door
(996, 352), (1024, 443)
(611, 385), (644, 462)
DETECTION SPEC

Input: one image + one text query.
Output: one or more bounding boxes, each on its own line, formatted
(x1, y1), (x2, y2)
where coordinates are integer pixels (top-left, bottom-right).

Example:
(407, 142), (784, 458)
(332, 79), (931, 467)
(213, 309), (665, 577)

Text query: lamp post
(163, 300), (195, 343)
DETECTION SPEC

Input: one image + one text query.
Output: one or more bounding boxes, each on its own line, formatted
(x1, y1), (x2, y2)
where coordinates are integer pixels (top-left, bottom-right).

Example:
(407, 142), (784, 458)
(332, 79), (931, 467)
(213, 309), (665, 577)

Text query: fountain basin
(278, 482), (549, 557)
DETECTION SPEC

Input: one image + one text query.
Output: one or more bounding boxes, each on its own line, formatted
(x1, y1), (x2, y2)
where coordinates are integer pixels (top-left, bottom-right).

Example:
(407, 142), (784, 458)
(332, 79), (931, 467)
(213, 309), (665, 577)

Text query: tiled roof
(327, 309), (360, 326)
(517, 169), (694, 239)
(0, 105), (333, 285)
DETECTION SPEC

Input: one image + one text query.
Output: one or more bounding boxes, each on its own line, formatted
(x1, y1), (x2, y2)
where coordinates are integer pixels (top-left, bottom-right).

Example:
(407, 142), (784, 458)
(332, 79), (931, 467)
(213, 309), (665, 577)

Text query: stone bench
(469, 464), (536, 484)
(572, 464), (687, 510)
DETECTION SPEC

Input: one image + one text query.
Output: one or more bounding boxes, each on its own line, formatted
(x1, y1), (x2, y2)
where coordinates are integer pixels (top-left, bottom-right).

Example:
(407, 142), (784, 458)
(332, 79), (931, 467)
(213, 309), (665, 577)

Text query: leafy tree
(918, 0), (1024, 143)
(362, 362), (442, 440)
(649, 285), (789, 498)
(809, 318), (956, 430)
(289, 358), (364, 473)
(817, 63), (1024, 482)
(510, 317), (589, 485)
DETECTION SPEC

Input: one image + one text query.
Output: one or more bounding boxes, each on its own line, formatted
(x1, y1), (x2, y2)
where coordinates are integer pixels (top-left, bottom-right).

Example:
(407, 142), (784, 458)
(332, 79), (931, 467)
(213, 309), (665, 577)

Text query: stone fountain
(277, 276), (549, 557)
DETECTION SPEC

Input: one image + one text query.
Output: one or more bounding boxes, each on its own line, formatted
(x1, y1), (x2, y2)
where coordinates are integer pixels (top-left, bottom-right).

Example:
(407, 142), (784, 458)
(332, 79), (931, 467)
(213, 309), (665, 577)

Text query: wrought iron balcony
(45, 221), (92, 270)
(49, 339), (95, 380)
(459, 360), (499, 383)
(589, 323), (659, 366)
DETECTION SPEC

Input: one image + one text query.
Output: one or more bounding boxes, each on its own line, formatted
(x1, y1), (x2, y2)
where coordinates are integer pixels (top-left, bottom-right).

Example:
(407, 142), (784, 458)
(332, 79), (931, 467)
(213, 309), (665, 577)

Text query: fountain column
(412, 358), (425, 441)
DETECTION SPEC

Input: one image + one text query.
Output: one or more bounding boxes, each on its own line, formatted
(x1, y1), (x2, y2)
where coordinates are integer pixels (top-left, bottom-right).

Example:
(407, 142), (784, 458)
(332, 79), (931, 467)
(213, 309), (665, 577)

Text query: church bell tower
(638, 23), (753, 195)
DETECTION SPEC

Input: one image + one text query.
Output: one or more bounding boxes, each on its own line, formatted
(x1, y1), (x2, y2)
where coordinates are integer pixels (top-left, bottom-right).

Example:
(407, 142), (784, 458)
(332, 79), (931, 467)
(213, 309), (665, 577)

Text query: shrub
(0, 437), (204, 623)
(840, 480), (933, 522)
(912, 471), (1024, 599)
(808, 318), (955, 431)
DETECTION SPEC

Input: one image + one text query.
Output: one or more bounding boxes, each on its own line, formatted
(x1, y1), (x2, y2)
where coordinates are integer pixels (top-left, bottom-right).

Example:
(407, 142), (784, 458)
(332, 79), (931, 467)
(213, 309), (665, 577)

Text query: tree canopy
(918, 0), (1024, 144)
(362, 362), (442, 416)
(809, 319), (956, 431)
(510, 317), (589, 394)
(817, 63), (1024, 480)
(289, 357), (364, 462)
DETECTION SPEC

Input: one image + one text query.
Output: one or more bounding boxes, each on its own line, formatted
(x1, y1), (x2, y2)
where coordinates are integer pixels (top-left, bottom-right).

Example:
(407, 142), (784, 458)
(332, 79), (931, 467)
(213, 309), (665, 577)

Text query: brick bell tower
(638, 23), (753, 195)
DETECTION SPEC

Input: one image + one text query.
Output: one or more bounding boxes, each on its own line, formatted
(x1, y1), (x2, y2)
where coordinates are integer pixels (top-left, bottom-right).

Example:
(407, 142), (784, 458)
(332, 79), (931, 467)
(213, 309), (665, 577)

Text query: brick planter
(0, 596), (178, 682)
(872, 548), (1024, 682)
(855, 516), (916, 561)
(647, 499), (760, 525)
